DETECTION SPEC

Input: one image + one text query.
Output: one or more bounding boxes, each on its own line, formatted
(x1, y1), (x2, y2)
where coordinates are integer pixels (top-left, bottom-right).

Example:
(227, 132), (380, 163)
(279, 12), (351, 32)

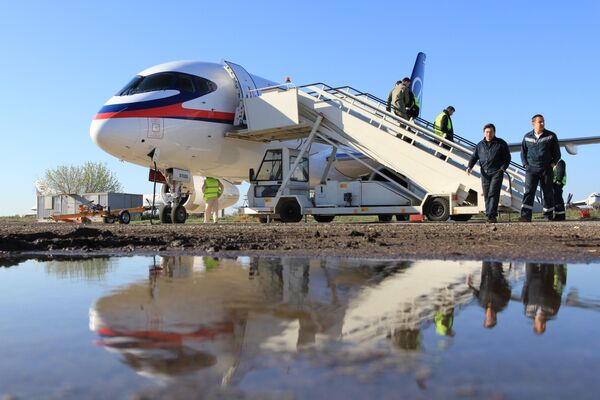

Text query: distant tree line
(42, 162), (122, 194)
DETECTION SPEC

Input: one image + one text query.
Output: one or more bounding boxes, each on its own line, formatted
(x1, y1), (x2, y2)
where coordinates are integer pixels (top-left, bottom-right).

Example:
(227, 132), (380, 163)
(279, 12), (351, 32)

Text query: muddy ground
(1, 219), (599, 263)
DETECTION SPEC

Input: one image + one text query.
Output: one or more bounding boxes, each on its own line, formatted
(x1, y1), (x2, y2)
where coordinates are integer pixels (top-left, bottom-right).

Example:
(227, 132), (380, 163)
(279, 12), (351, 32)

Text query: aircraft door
(223, 61), (259, 126)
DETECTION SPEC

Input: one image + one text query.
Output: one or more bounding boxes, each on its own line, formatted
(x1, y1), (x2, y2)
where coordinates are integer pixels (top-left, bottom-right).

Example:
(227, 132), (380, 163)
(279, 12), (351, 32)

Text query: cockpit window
(117, 72), (217, 96)
(176, 75), (195, 93)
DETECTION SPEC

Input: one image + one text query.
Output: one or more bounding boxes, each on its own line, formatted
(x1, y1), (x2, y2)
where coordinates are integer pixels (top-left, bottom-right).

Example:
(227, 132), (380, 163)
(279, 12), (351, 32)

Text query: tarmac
(1, 219), (599, 263)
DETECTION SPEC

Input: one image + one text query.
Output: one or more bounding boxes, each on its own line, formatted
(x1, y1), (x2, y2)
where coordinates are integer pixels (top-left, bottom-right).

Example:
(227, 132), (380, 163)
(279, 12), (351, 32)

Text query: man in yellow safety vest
(202, 177), (224, 223)
(434, 106), (455, 142)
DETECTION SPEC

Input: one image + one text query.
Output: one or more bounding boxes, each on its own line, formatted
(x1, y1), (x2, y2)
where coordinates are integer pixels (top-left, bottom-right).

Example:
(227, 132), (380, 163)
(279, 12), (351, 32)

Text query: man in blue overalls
(519, 114), (561, 222)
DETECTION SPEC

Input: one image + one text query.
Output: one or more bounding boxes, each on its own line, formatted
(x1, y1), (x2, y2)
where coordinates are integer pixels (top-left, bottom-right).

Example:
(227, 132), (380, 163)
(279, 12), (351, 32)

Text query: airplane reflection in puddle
(89, 256), (589, 384)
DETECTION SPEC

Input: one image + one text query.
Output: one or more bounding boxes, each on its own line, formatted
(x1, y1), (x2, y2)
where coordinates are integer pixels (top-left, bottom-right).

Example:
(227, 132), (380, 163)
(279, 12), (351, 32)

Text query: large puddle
(1, 256), (600, 399)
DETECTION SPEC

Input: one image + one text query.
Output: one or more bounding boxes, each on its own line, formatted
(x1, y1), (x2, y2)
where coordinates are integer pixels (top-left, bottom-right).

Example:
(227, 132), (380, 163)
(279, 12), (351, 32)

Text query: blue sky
(2, 1), (599, 216)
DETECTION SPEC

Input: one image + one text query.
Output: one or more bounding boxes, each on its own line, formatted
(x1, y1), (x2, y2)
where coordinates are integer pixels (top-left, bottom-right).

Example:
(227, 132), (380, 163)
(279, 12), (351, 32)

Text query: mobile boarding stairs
(227, 82), (540, 222)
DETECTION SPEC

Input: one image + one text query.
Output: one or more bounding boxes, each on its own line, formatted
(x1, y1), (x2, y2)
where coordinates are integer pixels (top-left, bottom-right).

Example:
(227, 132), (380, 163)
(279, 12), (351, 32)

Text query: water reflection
(84, 256), (599, 396)
(88, 258), (487, 384)
(522, 263), (567, 335)
(45, 257), (113, 280)
(468, 261), (511, 329)
(4, 255), (600, 398)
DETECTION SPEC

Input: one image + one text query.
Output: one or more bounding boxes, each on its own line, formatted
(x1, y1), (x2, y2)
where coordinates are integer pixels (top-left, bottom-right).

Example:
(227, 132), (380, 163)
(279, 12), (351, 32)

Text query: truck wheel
(279, 200), (302, 223)
(378, 215), (393, 222)
(171, 205), (187, 224)
(450, 214), (472, 222)
(159, 205), (172, 224)
(425, 197), (450, 221)
(119, 210), (131, 224)
(313, 215), (335, 223)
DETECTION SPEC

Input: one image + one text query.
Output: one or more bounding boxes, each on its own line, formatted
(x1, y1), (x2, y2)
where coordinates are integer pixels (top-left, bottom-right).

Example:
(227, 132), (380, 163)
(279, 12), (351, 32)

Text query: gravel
(1, 220), (599, 263)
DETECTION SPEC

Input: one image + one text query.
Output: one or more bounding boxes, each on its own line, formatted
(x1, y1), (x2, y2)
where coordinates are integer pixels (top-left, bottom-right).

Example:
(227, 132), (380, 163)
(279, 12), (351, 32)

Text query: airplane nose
(90, 117), (141, 157)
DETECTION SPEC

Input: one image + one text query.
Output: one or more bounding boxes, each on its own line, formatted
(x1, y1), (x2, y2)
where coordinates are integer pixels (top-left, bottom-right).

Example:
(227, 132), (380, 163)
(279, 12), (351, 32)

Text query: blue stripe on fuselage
(98, 91), (202, 114)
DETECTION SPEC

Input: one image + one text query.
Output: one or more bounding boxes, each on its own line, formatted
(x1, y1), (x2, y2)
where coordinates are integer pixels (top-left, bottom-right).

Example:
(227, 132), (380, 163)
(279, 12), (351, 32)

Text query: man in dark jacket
(519, 114), (561, 222)
(466, 123), (511, 223)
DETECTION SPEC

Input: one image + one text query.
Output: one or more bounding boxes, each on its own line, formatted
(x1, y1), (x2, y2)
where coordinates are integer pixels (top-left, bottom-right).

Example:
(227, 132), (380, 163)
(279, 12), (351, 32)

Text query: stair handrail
(300, 83), (525, 173)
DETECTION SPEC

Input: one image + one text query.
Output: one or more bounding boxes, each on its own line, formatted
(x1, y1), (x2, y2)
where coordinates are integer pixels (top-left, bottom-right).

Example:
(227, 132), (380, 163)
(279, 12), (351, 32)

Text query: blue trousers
(521, 167), (554, 219)
(481, 170), (504, 218)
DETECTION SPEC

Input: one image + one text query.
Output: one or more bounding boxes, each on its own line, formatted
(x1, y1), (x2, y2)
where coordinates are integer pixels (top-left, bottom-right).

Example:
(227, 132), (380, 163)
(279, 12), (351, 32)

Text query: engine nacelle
(159, 176), (239, 214)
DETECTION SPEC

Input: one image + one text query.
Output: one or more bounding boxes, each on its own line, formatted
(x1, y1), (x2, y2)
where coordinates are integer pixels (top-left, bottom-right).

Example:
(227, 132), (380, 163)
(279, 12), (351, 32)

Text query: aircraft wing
(507, 135), (600, 155)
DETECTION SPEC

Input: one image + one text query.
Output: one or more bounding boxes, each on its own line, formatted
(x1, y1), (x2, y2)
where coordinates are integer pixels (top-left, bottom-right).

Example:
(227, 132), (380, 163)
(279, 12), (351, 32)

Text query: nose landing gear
(159, 169), (191, 224)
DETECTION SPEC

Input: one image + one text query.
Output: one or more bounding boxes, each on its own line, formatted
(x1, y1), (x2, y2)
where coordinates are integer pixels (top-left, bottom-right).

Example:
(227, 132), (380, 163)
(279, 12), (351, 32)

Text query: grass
(0, 214), (37, 222)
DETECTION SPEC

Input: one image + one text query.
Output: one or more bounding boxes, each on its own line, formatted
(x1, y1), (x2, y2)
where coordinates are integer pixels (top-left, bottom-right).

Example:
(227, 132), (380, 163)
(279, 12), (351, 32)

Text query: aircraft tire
(378, 214), (393, 222)
(159, 205), (172, 224)
(171, 205), (187, 224)
(395, 214), (410, 221)
(424, 197), (450, 222)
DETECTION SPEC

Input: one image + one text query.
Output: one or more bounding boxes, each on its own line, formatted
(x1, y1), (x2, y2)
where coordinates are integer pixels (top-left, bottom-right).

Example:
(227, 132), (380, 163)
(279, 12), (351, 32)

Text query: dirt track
(1, 219), (599, 263)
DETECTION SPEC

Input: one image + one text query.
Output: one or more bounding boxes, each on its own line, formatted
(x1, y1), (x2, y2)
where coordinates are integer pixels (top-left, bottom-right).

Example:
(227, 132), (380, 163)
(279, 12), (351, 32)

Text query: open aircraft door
(223, 60), (260, 127)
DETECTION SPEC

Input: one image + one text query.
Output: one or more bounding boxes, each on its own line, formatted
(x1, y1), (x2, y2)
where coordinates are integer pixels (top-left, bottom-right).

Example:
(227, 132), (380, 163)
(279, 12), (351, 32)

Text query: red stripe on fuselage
(94, 103), (235, 122)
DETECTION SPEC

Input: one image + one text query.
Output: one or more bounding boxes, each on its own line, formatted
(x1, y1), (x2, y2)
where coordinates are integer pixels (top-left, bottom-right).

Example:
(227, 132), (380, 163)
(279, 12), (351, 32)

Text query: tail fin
(410, 52), (426, 115)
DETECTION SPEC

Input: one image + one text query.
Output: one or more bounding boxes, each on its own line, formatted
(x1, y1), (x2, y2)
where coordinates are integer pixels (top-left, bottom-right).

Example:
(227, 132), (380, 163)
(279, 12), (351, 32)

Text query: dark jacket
(520, 129), (561, 171)
(468, 136), (511, 174)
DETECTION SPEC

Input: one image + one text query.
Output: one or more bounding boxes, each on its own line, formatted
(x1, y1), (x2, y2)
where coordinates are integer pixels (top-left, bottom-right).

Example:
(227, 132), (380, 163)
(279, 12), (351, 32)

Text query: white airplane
(90, 55), (600, 224)
(566, 192), (600, 209)
(90, 56), (428, 224)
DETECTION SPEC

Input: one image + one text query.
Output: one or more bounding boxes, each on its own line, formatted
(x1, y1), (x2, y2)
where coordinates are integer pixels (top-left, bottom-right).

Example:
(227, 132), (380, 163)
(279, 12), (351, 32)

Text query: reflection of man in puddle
(468, 261), (511, 329)
(391, 328), (421, 351)
(521, 263), (567, 335)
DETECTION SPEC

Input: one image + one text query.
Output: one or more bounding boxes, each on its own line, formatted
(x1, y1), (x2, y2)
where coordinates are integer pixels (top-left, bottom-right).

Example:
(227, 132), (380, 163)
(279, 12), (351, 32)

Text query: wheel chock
(409, 214), (424, 222)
